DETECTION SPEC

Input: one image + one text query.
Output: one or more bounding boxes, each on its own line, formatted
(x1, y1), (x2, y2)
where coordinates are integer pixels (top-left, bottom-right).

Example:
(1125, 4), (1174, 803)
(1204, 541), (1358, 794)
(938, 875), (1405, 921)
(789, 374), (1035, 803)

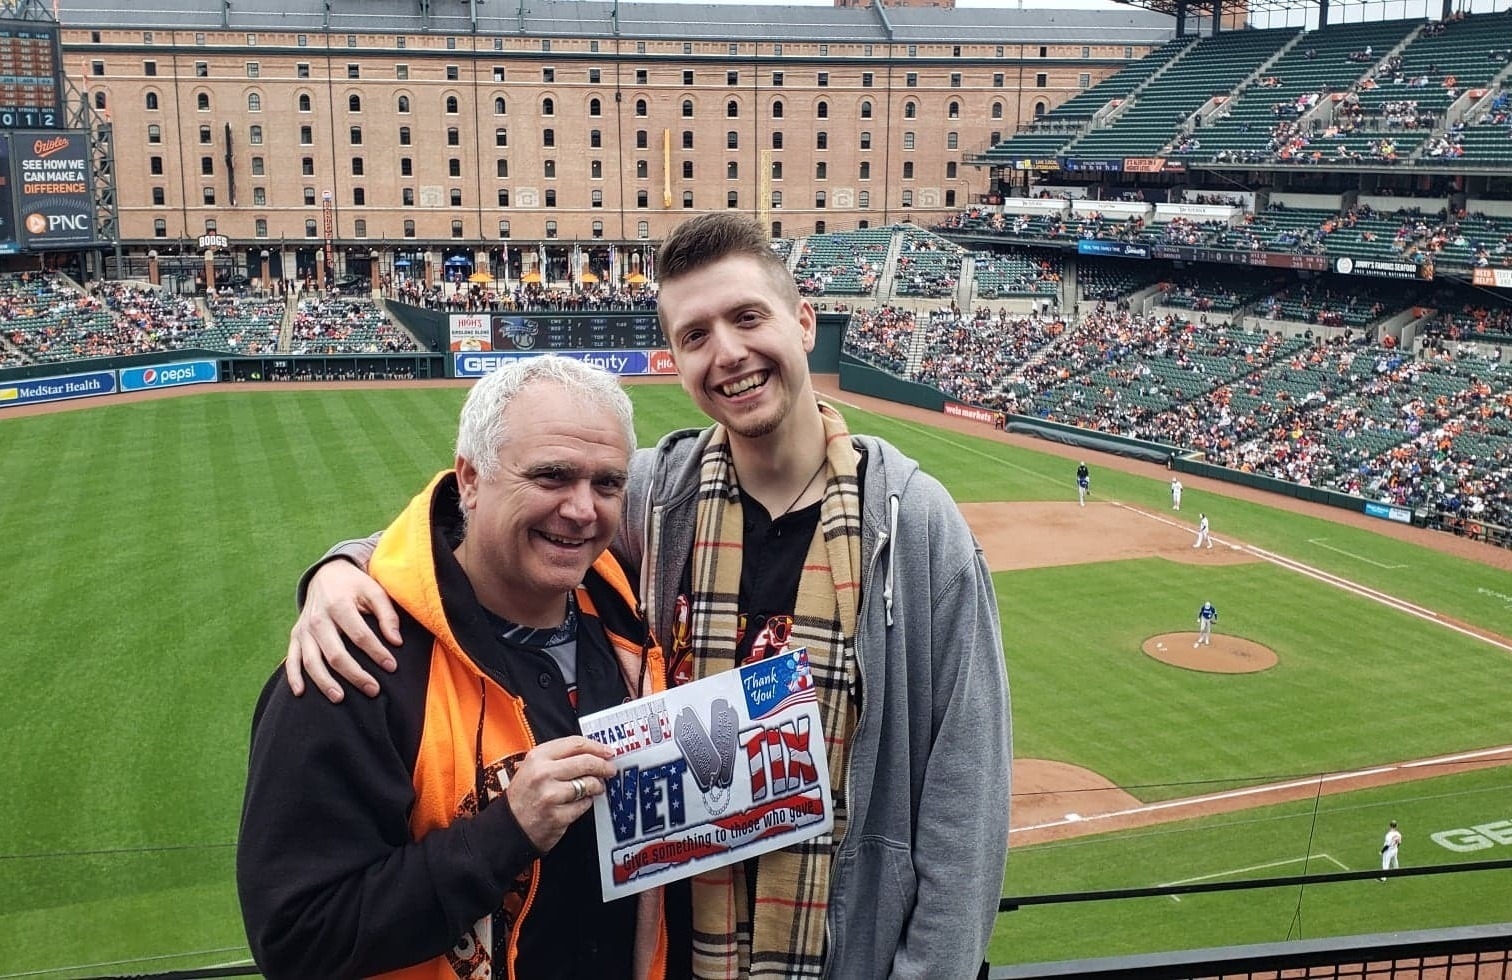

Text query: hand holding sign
(580, 649), (834, 898)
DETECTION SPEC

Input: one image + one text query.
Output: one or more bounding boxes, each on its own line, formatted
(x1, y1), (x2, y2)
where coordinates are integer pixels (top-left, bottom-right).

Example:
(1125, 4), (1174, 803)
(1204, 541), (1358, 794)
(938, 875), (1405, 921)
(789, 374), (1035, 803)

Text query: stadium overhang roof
(1114, 0), (1436, 23)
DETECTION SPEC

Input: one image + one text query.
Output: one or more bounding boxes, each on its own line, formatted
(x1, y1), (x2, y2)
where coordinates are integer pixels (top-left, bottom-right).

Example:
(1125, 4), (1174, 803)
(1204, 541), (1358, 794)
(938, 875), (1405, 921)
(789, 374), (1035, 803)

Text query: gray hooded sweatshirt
(616, 425), (1011, 980)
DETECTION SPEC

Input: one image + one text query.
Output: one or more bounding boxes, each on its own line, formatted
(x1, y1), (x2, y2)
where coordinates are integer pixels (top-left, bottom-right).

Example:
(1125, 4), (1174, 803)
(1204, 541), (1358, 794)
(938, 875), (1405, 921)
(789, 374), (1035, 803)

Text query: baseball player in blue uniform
(1196, 601), (1218, 647)
(1076, 462), (1090, 507)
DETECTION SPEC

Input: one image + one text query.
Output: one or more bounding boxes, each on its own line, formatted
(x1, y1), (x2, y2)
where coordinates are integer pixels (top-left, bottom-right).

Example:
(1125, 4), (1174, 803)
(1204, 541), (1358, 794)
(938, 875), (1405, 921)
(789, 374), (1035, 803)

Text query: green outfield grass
(991, 765), (1512, 965)
(2, 384), (1510, 975)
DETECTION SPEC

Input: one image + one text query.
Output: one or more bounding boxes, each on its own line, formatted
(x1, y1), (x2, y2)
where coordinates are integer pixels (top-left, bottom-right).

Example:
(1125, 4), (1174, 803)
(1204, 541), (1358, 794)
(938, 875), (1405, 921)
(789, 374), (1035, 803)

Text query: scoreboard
(0, 20), (61, 131)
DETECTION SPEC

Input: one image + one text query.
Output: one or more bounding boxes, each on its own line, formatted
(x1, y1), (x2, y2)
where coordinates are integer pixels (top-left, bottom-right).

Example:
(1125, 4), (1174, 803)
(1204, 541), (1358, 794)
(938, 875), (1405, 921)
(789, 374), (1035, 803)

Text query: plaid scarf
(687, 403), (863, 980)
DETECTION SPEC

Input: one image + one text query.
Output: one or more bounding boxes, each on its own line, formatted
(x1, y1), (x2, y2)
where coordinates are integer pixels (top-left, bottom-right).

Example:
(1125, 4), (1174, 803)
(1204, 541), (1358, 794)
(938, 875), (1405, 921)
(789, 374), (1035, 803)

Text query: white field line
(1013, 743), (1512, 836)
(1111, 502), (1512, 656)
(1306, 537), (1407, 569)
(1159, 852), (1351, 902)
(1160, 855), (1311, 902)
(0, 949), (250, 979)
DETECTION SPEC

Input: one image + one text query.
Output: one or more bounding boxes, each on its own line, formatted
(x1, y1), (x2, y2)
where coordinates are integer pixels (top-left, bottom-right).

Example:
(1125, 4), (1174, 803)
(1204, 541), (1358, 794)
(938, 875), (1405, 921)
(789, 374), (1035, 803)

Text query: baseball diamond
(3, 377), (1512, 974)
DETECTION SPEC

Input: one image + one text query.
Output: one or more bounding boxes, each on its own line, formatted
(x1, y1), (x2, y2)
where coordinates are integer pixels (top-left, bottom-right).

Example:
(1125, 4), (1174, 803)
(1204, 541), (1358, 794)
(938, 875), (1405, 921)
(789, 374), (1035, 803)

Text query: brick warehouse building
(54, 0), (1172, 286)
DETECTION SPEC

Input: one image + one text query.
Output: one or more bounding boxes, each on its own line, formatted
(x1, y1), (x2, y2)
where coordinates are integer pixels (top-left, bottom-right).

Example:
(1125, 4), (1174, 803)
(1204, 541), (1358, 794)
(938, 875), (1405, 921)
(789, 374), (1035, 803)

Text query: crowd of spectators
(290, 298), (420, 355)
(392, 280), (657, 312)
(844, 305), (918, 374)
(847, 299), (1512, 539)
(206, 296), (284, 355)
(2, 275), (214, 364)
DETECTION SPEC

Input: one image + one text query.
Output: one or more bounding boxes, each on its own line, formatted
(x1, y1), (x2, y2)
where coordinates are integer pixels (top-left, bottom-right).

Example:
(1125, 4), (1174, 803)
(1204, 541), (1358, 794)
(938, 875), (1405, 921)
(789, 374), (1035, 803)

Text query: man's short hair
(657, 213), (800, 311)
(456, 355), (635, 481)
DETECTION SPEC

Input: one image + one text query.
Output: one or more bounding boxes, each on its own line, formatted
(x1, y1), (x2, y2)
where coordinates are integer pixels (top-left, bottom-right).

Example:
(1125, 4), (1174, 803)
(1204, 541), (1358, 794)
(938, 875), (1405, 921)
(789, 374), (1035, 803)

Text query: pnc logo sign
(25, 212), (89, 235)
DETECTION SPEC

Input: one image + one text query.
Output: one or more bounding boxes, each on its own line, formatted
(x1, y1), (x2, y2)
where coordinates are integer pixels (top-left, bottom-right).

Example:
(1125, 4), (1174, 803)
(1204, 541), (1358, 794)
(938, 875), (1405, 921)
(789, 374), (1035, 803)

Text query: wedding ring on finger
(570, 777), (587, 803)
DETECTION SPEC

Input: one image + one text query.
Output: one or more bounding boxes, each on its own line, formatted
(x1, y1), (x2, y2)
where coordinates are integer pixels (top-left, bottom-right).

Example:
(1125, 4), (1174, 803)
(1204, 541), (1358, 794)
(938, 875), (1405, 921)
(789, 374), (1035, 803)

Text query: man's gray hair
(456, 355), (635, 480)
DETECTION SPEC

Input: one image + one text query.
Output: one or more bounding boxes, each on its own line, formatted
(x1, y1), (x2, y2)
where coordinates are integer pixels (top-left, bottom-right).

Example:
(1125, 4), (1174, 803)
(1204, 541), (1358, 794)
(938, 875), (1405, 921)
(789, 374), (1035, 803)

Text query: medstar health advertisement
(579, 648), (833, 900)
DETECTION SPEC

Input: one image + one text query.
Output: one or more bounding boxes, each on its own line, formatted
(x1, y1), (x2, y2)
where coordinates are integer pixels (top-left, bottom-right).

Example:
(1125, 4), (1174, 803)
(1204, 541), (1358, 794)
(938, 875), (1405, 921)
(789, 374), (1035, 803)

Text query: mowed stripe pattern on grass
(2, 385), (1511, 974)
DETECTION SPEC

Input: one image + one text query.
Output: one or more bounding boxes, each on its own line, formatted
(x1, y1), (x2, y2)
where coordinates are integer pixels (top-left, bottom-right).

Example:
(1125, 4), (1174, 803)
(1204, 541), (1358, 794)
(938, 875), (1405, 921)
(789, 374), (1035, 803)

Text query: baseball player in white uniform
(1196, 601), (1217, 647)
(1193, 512), (1213, 549)
(1171, 478), (1183, 510)
(1381, 820), (1402, 880)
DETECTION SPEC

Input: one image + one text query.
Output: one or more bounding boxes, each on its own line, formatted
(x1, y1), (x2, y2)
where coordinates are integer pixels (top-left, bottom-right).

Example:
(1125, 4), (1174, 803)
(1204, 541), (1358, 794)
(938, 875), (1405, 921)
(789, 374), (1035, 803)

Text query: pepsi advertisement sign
(456, 349), (661, 378)
(0, 369), (115, 409)
(119, 360), (218, 392)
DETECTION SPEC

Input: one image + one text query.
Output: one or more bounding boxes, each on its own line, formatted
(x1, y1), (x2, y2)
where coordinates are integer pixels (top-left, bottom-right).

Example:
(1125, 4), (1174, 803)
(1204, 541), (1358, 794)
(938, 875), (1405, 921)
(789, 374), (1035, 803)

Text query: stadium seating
(1069, 29), (1299, 158)
(1080, 259), (1162, 302)
(893, 228), (966, 299)
(980, 37), (1195, 163)
(842, 305), (917, 374)
(793, 228), (893, 296)
(973, 250), (1062, 299)
(289, 298), (420, 354)
(205, 296), (286, 355)
(0, 275), (220, 365)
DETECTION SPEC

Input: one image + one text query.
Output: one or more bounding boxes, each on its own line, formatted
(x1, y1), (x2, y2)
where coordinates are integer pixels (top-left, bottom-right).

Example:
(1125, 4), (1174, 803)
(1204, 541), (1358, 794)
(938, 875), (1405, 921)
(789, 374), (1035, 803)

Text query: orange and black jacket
(238, 471), (667, 980)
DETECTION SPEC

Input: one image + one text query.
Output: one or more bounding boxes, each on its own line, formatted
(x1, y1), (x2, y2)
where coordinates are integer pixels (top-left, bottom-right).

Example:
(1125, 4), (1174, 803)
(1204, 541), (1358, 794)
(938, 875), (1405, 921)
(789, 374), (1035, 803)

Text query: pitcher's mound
(1142, 633), (1278, 673)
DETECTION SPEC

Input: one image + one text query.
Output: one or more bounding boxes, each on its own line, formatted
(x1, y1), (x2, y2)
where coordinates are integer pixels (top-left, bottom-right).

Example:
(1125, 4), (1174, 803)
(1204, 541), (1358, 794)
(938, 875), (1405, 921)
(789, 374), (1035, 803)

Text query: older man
(289, 214), (1011, 979)
(238, 356), (666, 980)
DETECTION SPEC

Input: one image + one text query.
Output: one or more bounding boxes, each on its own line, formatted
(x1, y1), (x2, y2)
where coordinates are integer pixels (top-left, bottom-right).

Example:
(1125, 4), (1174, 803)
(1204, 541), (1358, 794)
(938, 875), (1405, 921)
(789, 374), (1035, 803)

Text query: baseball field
(2, 380), (1510, 978)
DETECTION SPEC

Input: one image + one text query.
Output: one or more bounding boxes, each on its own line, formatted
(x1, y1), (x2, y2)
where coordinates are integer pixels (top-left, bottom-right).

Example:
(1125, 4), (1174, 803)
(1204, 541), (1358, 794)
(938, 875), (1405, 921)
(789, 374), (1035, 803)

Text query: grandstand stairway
(876, 230), (905, 302)
(902, 321), (934, 378)
(786, 238), (806, 275)
(957, 255), (977, 309)
(278, 295), (295, 353)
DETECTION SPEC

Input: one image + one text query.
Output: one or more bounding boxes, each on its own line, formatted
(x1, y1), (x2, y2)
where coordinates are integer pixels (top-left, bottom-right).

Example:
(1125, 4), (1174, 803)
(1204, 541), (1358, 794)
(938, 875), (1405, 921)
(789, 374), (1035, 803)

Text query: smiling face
(658, 254), (817, 446)
(455, 379), (630, 627)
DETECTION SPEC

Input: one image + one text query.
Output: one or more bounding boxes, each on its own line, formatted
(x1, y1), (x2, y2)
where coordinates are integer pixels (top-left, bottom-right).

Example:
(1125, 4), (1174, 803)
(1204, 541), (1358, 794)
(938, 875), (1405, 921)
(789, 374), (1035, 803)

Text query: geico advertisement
(455, 349), (679, 378)
(11, 131), (94, 249)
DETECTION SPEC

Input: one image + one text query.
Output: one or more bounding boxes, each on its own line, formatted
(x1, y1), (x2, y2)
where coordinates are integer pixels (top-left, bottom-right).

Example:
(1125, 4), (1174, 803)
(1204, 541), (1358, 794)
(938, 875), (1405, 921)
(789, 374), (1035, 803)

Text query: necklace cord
(778, 457), (829, 519)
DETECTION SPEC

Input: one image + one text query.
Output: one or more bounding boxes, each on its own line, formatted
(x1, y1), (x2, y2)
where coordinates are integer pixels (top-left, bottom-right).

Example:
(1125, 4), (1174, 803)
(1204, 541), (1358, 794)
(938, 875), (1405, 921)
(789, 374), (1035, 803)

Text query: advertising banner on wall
(454, 348), (679, 378)
(118, 360), (218, 392)
(448, 313), (493, 352)
(1471, 268), (1512, 289)
(11, 130), (94, 249)
(0, 368), (115, 409)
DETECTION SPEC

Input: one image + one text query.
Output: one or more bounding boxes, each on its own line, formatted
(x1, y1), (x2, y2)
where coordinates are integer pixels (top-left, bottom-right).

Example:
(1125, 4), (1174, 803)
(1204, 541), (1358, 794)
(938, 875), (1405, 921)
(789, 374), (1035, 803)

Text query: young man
(240, 357), (667, 980)
(1381, 819), (1403, 880)
(286, 214), (1011, 979)
(1193, 512), (1213, 549)
(1170, 477), (1183, 511)
(1076, 461), (1090, 507)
